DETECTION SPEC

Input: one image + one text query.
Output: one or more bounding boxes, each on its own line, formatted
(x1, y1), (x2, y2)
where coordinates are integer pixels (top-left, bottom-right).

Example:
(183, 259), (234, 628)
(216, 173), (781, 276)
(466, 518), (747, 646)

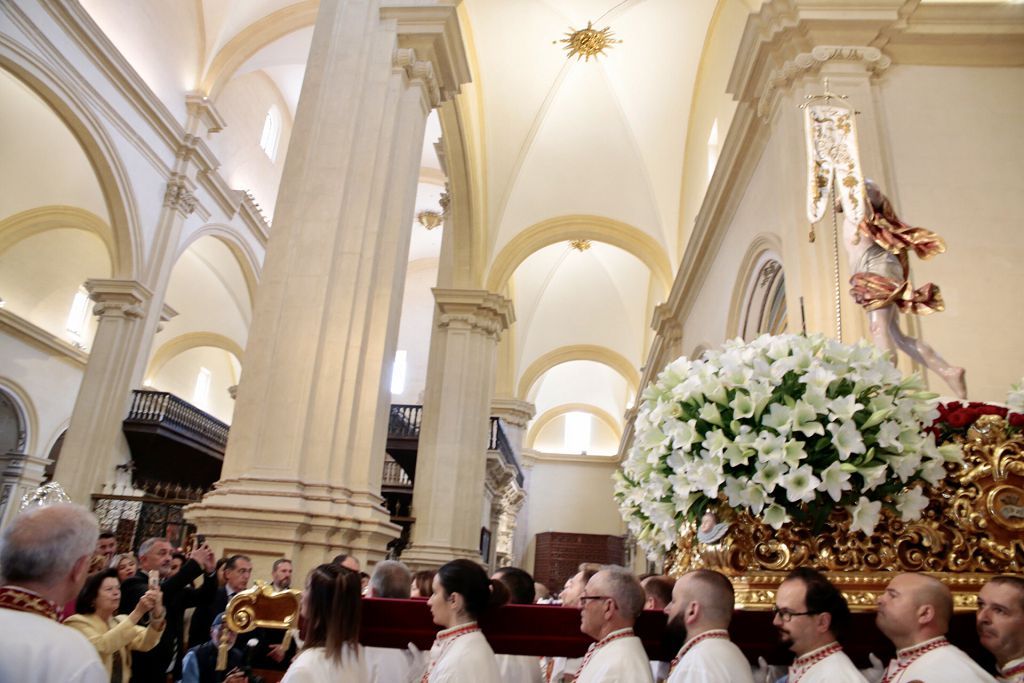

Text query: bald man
(664, 570), (753, 683)
(876, 573), (996, 682)
(976, 576), (1024, 682)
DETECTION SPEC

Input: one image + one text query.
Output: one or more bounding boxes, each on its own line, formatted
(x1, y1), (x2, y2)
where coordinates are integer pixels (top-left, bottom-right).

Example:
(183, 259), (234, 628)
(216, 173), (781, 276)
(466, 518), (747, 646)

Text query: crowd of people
(1, 502), (1022, 683)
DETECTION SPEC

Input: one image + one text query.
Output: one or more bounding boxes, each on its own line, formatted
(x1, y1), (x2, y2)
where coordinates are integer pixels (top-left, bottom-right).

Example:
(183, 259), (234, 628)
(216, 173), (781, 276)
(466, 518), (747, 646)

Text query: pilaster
(0, 453), (50, 528)
(402, 289), (514, 568)
(186, 1), (470, 570)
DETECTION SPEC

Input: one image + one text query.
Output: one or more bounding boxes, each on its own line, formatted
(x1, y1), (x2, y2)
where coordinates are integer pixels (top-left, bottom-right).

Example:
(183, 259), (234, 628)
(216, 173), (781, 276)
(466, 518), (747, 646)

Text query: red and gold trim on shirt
(0, 585), (59, 621)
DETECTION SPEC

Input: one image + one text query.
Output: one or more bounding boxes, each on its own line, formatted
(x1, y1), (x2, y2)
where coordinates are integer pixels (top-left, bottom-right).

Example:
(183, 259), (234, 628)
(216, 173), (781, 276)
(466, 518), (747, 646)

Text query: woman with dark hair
(64, 568), (165, 682)
(411, 569), (436, 599)
(423, 559), (504, 682)
(282, 563), (368, 682)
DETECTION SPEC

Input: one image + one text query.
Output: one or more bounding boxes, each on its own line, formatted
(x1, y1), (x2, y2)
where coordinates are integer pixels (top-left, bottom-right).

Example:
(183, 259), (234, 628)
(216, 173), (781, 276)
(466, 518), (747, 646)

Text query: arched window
(0, 390), (26, 455)
(259, 107), (281, 162)
(739, 256), (787, 341)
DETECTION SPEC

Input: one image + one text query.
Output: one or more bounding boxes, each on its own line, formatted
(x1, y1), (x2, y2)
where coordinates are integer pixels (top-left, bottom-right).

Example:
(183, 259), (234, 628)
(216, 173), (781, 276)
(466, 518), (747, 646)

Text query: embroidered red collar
(0, 585), (59, 621)
(668, 629), (730, 675)
(788, 642), (843, 683)
(573, 628), (635, 681)
(881, 637), (950, 683)
(420, 622), (480, 683)
(1000, 657), (1024, 679)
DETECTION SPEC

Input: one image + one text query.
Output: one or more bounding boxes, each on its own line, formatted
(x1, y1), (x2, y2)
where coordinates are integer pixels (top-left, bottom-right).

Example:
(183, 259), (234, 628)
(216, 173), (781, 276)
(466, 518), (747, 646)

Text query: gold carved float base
(665, 415), (1024, 612)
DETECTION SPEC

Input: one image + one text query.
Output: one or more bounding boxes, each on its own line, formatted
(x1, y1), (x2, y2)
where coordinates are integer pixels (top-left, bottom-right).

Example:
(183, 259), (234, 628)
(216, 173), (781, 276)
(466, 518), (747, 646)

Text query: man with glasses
(573, 565), (654, 682)
(772, 567), (866, 682)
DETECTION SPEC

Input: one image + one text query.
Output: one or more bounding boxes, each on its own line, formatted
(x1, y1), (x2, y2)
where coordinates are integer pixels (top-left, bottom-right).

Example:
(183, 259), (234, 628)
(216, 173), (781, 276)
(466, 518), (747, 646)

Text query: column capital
(433, 289), (514, 340)
(85, 279), (152, 319)
(381, 3), (471, 105)
(490, 397), (535, 429)
(164, 173), (198, 217)
(651, 302), (682, 344)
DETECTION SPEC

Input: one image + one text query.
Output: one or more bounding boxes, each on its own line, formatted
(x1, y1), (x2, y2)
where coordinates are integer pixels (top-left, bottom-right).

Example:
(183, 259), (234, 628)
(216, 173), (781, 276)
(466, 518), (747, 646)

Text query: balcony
(488, 417), (524, 487)
(122, 390), (228, 489)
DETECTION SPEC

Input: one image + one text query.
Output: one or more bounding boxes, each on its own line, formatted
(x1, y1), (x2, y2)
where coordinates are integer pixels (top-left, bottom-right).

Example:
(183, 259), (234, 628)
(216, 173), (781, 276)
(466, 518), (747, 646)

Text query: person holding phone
(65, 569), (166, 683)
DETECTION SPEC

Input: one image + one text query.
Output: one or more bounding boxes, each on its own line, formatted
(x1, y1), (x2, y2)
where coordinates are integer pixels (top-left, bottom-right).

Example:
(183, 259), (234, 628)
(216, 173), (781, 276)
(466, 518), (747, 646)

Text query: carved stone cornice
(651, 302), (683, 345)
(434, 289), (514, 341)
(185, 91), (226, 135)
(85, 279), (151, 320)
(164, 174), (198, 217)
(381, 3), (471, 104)
(490, 397), (535, 430)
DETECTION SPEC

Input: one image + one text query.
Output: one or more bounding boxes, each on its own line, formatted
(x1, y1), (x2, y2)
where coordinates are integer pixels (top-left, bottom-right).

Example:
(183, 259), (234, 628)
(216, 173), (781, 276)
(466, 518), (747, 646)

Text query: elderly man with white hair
(573, 565), (654, 683)
(0, 502), (107, 682)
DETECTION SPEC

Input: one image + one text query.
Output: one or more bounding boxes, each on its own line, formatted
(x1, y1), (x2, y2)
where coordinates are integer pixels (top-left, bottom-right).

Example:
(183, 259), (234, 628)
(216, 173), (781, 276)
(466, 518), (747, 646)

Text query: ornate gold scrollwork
(666, 416), (1024, 610)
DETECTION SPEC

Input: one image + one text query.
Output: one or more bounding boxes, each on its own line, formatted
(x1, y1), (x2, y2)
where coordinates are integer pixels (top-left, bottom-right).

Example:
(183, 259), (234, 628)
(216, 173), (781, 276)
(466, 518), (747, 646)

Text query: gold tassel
(808, 224), (816, 243)
(216, 627), (229, 671)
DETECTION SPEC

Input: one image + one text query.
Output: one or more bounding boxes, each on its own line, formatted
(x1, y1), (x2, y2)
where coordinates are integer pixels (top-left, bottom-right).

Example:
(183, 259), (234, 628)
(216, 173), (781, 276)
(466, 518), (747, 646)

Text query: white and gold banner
(804, 102), (865, 225)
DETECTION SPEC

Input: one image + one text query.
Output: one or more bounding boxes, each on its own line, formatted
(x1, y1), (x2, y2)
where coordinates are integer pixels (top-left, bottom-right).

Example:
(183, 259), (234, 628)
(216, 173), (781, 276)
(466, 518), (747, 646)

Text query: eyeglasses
(579, 594), (617, 608)
(771, 607), (819, 622)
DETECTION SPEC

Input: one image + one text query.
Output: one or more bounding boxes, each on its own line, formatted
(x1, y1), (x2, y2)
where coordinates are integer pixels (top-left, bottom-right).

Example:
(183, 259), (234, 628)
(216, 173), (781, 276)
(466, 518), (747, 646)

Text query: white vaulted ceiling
(78, 0), (737, 455)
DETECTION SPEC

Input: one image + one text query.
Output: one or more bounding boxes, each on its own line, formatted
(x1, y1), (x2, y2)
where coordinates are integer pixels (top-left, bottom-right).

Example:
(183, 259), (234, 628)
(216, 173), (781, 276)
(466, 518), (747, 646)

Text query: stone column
(187, 1), (470, 569)
(54, 279), (152, 503)
(402, 289), (514, 568)
(490, 397), (534, 565)
(0, 453), (50, 527)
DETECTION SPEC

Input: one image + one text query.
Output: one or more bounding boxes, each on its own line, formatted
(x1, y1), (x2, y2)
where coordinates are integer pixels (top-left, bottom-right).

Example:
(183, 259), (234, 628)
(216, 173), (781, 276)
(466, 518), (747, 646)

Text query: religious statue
(842, 180), (966, 398)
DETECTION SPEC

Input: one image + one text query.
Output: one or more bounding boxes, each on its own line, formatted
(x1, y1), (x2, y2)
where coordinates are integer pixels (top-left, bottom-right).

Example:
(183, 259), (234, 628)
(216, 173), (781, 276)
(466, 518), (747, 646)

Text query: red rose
(1009, 413), (1024, 428)
(946, 411), (971, 429)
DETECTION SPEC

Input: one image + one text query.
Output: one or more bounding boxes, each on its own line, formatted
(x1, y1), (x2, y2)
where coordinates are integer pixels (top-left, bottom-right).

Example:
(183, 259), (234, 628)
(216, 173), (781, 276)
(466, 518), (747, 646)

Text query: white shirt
(426, 623), (501, 683)
(498, 654), (543, 683)
(667, 631), (754, 683)
(574, 628), (655, 683)
(999, 656), (1024, 683)
(882, 637), (996, 683)
(281, 644), (369, 683)
(365, 645), (420, 683)
(0, 604), (107, 683)
(788, 642), (866, 683)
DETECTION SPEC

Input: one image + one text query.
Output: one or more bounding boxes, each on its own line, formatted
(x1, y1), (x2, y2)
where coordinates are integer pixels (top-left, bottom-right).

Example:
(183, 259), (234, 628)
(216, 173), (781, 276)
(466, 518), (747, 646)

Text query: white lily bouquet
(615, 333), (962, 555)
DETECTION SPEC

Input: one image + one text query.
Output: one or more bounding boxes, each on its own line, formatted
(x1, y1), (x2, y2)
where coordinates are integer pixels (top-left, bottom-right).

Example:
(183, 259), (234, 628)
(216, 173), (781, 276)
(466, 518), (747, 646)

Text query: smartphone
(148, 570), (159, 589)
(195, 534), (206, 547)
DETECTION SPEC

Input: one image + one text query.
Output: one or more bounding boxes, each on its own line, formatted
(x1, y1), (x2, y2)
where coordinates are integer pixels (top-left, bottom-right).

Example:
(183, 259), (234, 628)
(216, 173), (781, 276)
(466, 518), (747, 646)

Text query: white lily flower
(791, 400), (825, 437)
(762, 503), (791, 530)
(846, 496), (882, 535)
(876, 420), (903, 452)
(762, 402), (793, 435)
(859, 464), (888, 491)
(699, 401), (724, 426)
(827, 419), (866, 460)
(895, 486), (930, 521)
(818, 461), (853, 502)
(828, 394), (864, 421)
(752, 461), (786, 493)
(782, 464), (821, 503)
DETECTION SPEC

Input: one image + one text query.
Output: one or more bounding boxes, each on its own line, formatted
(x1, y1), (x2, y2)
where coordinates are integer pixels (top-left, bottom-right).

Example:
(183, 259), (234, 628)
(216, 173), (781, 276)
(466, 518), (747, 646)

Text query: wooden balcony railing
(382, 457), (412, 488)
(125, 390), (229, 453)
(388, 404), (423, 438)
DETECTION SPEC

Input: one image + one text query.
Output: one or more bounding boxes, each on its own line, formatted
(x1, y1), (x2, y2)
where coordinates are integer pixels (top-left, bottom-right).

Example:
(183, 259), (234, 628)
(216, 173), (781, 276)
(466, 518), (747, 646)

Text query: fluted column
(187, 1), (470, 569)
(53, 279), (155, 502)
(402, 289), (514, 568)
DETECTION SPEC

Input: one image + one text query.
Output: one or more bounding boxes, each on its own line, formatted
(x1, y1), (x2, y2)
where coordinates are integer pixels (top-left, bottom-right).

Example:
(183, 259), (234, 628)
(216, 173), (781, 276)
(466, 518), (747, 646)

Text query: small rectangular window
(565, 411), (592, 454)
(390, 350), (407, 395)
(193, 366), (212, 410)
(66, 286), (91, 341)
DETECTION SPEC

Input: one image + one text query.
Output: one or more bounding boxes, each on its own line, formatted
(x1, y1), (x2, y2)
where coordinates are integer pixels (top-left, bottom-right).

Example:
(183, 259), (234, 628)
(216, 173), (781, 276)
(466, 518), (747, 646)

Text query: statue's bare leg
(868, 307), (966, 398)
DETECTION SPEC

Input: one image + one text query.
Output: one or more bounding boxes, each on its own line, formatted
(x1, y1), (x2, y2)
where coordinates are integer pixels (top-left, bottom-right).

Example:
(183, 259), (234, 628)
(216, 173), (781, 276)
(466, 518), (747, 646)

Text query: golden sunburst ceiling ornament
(570, 239), (592, 252)
(560, 21), (620, 61)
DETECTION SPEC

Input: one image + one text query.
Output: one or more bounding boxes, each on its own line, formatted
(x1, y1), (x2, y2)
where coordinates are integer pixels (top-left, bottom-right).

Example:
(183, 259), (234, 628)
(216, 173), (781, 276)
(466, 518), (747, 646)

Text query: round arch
(526, 403), (621, 452)
(0, 205), (115, 263)
(201, 1), (319, 101)
(486, 215), (673, 295)
(176, 224), (262, 305)
(0, 48), (140, 279)
(517, 345), (639, 401)
(146, 332), (245, 381)
(0, 377), (38, 456)
(726, 233), (785, 339)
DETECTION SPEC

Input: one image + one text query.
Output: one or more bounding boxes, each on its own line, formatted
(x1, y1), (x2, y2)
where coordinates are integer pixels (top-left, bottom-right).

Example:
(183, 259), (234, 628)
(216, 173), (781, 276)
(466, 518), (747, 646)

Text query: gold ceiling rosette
(612, 334), (1024, 609)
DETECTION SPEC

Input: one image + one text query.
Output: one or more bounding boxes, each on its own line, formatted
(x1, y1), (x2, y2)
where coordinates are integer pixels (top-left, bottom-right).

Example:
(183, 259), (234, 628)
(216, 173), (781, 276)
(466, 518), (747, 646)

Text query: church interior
(1, 0), (1022, 588)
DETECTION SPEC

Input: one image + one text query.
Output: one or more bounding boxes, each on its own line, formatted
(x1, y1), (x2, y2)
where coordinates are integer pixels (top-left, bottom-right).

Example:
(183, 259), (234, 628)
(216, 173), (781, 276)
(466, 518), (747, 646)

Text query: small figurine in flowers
(842, 179), (966, 398)
(696, 510), (729, 544)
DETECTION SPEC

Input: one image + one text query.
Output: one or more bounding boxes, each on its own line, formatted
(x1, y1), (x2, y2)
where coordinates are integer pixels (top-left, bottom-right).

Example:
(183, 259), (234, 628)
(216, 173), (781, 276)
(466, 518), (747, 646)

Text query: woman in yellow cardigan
(65, 568), (166, 682)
